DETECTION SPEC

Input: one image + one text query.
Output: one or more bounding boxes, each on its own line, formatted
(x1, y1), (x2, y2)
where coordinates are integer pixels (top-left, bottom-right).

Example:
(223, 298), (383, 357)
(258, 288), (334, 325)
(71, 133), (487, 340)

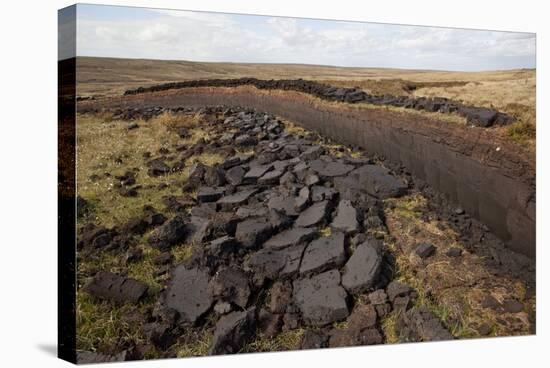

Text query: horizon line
(72, 55), (536, 74)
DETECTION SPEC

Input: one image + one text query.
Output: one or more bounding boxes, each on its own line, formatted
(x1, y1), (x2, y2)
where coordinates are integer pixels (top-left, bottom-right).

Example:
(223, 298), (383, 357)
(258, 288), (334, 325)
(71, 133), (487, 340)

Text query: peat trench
(77, 106), (534, 363)
(123, 78), (514, 128)
(80, 83), (535, 259)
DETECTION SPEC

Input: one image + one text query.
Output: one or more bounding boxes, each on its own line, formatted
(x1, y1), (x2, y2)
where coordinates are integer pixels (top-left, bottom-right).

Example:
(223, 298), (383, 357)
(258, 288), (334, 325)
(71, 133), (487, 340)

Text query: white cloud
(76, 8), (536, 71)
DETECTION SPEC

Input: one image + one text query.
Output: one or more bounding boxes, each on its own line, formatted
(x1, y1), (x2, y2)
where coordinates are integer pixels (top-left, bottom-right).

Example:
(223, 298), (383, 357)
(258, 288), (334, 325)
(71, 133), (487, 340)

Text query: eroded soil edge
(81, 86), (535, 258)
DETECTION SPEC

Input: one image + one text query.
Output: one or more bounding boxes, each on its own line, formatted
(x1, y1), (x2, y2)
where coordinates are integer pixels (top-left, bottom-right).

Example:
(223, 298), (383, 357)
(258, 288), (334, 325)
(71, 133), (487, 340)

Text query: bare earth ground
(74, 57), (536, 361)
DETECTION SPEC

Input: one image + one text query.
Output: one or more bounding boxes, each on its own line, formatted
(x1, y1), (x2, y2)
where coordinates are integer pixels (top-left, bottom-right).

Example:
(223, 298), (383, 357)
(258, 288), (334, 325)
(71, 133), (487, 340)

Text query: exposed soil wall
(81, 87), (535, 258)
(123, 78), (514, 127)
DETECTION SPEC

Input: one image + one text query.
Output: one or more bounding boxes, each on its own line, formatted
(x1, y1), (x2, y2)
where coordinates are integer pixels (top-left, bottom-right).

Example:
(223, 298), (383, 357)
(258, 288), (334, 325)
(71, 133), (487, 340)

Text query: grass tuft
(172, 244), (194, 263)
(175, 330), (213, 358)
(151, 111), (201, 129)
(126, 245), (163, 295)
(242, 329), (305, 353)
(319, 227), (332, 237)
(507, 121), (536, 146)
(380, 311), (401, 344)
(186, 152), (225, 167)
(76, 292), (148, 353)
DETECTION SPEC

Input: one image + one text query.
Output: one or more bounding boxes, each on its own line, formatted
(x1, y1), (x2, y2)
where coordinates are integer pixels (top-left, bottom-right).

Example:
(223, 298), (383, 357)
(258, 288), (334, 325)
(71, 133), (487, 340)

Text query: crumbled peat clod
(300, 232), (346, 275)
(415, 242), (436, 259)
(331, 200), (359, 234)
(264, 227), (318, 250)
(84, 271), (148, 303)
(209, 308), (257, 355)
(396, 306), (454, 342)
(341, 238), (383, 293)
(147, 216), (188, 250)
(163, 266), (213, 324)
(295, 200), (330, 227)
(446, 247), (463, 257)
(293, 269), (350, 326)
(77, 106), (458, 357)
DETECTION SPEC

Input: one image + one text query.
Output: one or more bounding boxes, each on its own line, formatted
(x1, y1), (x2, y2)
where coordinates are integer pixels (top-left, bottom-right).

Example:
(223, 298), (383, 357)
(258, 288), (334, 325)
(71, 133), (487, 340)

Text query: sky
(58, 4), (536, 71)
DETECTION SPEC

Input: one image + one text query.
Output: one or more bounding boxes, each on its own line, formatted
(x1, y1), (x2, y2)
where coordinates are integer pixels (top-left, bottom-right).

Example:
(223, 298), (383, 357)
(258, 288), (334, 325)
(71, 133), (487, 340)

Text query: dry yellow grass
(414, 78), (535, 111)
(76, 111), (217, 227)
(76, 57), (535, 103)
(151, 111), (201, 129)
(413, 73), (536, 125)
(384, 194), (535, 338)
(76, 113), (180, 227)
(77, 57), (535, 146)
(76, 292), (148, 353)
(243, 329), (305, 353)
(76, 111), (227, 356)
(175, 330), (213, 358)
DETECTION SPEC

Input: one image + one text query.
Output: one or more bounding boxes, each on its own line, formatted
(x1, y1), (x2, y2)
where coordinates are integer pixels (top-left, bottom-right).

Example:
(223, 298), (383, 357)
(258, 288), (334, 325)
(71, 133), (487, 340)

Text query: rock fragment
(300, 232), (346, 275)
(243, 164), (272, 184)
(341, 238), (382, 293)
(268, 281), (292, 314)
(264, 227), (318, 250)
(301, 330), (329, 349)
(147, 216), (188, 250)
(295, 200), (330, 227)
(197, 187), (225, 203)
(310, 160), (354, 177)
(235, 217), (273, 248)
(293, 269), (349, 326)
(84, 271), (148, 303)
(331, 200), (359, 234)
(258, 169), (284, 185)
(396, 306), (453, 342)
(209, 309), (256, 355)
(209, 267), (251, 308)
(415, 243), (436, 259)
(334, 165), (407, 199)
(164, 266), (213, 324)
(217, 188), (257, 210)
(446, 247), (463, 258)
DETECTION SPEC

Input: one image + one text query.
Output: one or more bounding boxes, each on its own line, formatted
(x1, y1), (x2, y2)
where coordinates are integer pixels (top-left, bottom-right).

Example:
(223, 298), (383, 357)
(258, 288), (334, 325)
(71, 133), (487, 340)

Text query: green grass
(76, 292), (149, 353)
(126, 245), (163, 295)
(76, 113), (186, 227)
(186, 152), (225, 167)
(75, 111), (231, 356)
(387, 193), (426, 220)
(391, 270), (477, 340)
(507, 121), (536, 146)
(242, 329), (305, 353)
(76, 112), (223, 228)
(380, 311), (401, 343)
(175, 330), (213, 358)
(172, 244), (194, 263)
(383, 191), (532, 340)
(319, 227), (332, 237)
(76, 237), (165, 354)
(332, 320), (349, 330)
